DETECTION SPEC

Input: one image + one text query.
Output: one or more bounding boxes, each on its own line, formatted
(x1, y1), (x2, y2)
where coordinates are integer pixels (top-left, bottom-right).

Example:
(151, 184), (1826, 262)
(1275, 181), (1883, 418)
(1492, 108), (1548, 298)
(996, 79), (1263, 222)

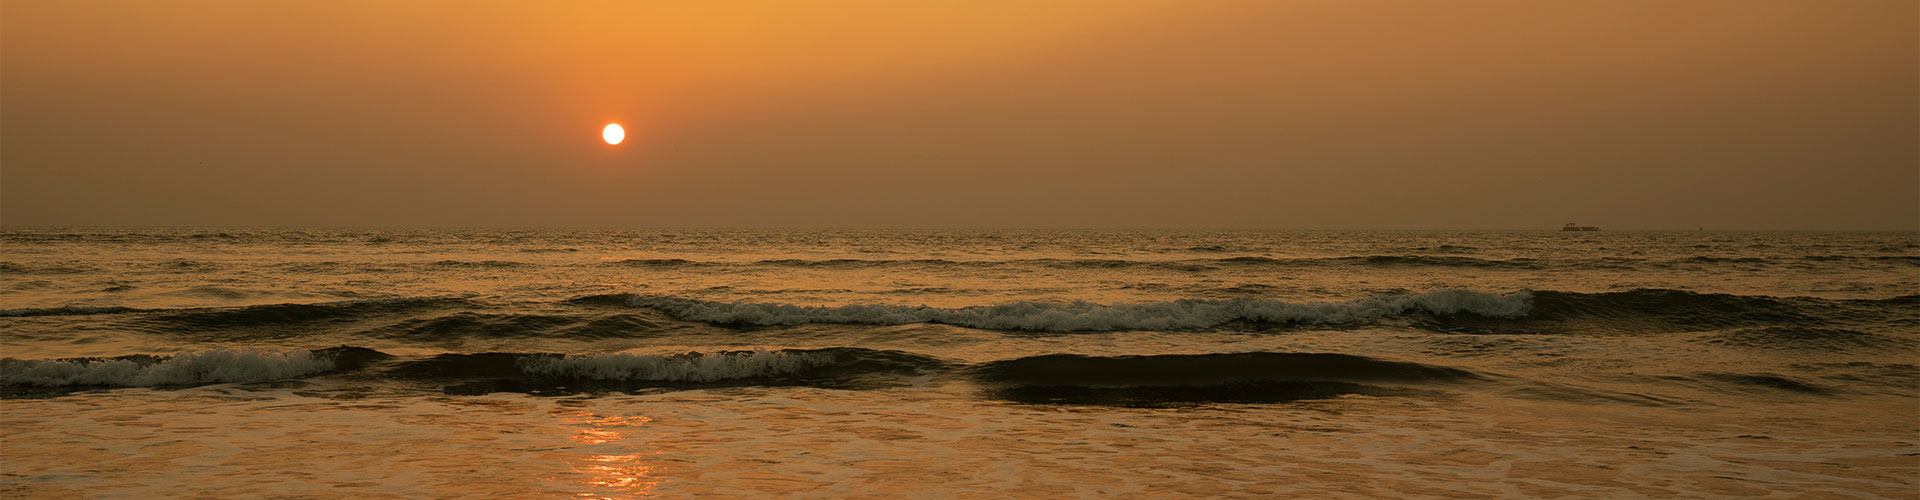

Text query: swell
(1406, 289), (1917, 334)
(7, 348), (1901, 406)
(970, 352), (1480, 386)
(140, 297), (481, 329)
(0, 347), (942, 392)
(597, 255), (1546, 271)
(0, 349), (340, 388)
(4, 348), (1473, 405)
(612, 289), (1913, 334)
(970, 352), (1481, 406)
(2, 305), (143, 318)
(0, 261), (100, 275)
(591, 254), (1920, 271)
(10, 290), (1911, 339)
(1516, 290), (1914, 331)
(1696, 327), (1914, 352)
(620, 289), (1533, 332)
(379, 312), (662, 340)
(391, 347), (945, 394)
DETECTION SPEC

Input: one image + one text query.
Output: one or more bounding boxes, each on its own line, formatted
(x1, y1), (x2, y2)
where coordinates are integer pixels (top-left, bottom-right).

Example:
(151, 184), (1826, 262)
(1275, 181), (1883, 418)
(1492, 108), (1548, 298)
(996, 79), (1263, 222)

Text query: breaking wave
(0, 349), (335, 387)
(378, 347), (946, 395)
(595, 289), (1911, 334)
(10, 289), (1909, 338)
(520, 350), (839, 382)
(4, 347), (1475, 404)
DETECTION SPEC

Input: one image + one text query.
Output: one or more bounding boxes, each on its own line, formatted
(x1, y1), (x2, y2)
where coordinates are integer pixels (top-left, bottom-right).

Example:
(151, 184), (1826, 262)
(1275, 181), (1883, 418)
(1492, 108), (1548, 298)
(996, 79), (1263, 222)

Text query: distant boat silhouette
(1562, 223), (1600, 231)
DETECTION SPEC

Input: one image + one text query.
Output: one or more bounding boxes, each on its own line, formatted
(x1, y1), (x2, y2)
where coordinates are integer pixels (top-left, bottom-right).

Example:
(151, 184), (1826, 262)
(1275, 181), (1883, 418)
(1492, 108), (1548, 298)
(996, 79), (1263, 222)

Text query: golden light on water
(602, 124), (625, 145)
(550, 408), (661, 497)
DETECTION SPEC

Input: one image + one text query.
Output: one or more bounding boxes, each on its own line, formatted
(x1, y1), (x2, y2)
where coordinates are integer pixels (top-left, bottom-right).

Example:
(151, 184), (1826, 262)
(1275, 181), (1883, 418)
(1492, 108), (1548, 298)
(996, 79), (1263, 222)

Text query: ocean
(2, 228), (1915, 498)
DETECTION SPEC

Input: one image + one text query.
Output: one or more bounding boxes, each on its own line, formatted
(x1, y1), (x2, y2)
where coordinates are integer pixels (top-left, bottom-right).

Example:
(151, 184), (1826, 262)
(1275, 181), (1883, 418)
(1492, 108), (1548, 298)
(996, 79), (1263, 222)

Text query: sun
(602, 123), (625, 145)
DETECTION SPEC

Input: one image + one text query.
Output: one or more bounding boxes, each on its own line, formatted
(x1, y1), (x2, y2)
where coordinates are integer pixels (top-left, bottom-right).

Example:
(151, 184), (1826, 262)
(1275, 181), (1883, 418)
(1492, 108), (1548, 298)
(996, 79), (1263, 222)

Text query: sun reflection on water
(550, 408), (663, 497)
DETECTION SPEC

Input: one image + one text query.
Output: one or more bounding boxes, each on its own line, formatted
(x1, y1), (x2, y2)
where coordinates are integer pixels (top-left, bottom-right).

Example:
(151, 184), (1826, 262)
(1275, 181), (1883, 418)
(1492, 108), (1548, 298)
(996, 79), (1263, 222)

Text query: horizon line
(1, 224), (1914, 232)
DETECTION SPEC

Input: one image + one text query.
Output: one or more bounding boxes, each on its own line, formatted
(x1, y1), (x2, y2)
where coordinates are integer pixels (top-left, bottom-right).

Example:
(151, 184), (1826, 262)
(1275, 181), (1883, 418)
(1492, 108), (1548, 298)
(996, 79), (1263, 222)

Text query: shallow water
(3, 229), (1916, 498)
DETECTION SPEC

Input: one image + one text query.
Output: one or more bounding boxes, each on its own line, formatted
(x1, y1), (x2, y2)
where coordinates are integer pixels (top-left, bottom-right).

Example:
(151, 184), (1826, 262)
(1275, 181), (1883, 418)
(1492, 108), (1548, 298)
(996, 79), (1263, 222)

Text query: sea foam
(0, 349), (335, 387)
(519, 350), (836, 382)
(627, 289), (1532, 331)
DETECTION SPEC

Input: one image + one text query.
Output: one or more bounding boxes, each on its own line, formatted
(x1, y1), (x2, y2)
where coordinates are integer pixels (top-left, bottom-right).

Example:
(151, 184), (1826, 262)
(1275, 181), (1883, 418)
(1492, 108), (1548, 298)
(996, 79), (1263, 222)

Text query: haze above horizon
(3, 1), (1914, 230)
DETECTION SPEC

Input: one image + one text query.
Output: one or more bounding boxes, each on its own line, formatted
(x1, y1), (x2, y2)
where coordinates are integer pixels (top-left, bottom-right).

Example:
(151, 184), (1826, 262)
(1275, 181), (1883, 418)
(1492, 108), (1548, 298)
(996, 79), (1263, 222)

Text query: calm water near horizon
(3, 228), (1916, 498)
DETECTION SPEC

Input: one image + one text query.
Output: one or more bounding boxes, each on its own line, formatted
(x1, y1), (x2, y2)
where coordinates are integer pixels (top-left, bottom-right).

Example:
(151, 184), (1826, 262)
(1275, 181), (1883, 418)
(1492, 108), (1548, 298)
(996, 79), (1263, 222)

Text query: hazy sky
(3, 0), (1914, 229)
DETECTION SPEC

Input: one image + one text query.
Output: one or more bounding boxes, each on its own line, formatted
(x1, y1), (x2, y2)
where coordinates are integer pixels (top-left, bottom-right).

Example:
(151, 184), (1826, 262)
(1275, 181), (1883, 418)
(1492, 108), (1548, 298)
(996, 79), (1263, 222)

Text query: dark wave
(1, 346), (942, 395)
(425, 259), (534, 269)
(588, 255), (1555, 271)
(166, 286), (310, 300)
(376, 312), (663, 340)
(1697, 327), (1912, 351)
(383, 313), (580, 340)
(619, 290), (1532, 332)
(594, 289), (1914, 334)
(970, 352), (1480, 406)
(151, 259), (220, 272)
(1, 305), (142, 317)
(1198, 283), (1281, 297)
(1689, 373), (1834, 395)
(1424, 289), (1917, 334)
(1042, 255), (1539, 270)
(0, 261), (99, 275)
(9, 345), (1898, 405)
(757, 258), (962, 268)
(1345, 255), (1539, 269)
(611, 257), (967, 270)
(7, 347), (1474, 405)
(0, 347), (376, 392)
(140, 297), (480, 329)
(1675, 256), (1769, 264)
(603, 258), (707, 268)
(267, 261), (349, 274)
(378, 347), (947, 395)
(14, 289), (1912, 340)
(1546, 289), (1914, 324)
(567, 293), (644, 307)
(971, 352), (1480, 386)
(581, 253), (1920, 272)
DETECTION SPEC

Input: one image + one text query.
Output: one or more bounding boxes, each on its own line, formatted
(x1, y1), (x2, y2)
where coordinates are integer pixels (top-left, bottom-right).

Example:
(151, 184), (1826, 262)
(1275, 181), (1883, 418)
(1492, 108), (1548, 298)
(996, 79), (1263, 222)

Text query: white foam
(0, 349), (335, 387)
(519, 350), (834, 382)
(628, 289), (1533, 332)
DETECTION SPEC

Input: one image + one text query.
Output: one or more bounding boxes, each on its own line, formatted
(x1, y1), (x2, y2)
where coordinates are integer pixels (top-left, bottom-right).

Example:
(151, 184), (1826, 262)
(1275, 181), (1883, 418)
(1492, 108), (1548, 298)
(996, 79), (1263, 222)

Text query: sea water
(2, 229), (1915, 498)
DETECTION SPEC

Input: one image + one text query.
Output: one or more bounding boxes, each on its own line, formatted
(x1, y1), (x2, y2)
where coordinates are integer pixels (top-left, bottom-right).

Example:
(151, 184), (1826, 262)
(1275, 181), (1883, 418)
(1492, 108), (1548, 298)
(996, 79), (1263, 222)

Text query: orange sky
(3, 0), (1914, 229)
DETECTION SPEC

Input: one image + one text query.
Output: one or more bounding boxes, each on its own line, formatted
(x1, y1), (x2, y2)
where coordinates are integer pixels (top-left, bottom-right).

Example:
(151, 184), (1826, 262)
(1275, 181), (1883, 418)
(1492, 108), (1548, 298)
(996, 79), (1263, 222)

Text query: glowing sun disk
(602, 124), (625, 145)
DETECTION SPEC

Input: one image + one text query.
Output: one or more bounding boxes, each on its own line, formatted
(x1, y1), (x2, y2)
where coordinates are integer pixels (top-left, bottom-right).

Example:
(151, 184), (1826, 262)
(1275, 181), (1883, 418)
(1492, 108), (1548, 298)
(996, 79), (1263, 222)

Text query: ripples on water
(2, 229), (1915, 497)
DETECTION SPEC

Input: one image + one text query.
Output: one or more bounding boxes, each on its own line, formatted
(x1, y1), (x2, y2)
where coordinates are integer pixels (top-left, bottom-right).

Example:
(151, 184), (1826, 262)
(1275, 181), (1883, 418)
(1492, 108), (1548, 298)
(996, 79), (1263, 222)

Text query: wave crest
(520, 350), (836, 382)
(624, 290), (1532, 332)
(1, 306), (141, 317)
(971, 352), (1480, 406)
(0, 349), (334, 387)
